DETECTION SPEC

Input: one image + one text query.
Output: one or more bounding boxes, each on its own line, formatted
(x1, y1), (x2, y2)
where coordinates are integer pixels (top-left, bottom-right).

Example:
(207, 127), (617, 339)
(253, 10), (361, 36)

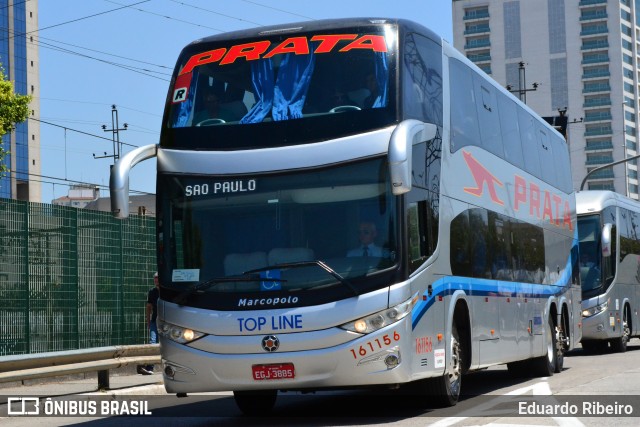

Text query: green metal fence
(0, 198), (156, 356)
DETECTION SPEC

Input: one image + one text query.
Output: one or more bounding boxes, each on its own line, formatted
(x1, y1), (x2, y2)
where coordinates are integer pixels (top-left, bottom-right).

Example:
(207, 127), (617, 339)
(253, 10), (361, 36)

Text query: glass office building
(0, 0), (40, 201)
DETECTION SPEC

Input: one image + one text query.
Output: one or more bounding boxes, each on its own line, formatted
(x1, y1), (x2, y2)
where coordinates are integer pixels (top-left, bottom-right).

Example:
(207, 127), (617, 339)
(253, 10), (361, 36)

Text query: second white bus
(577, 190), (640, 352)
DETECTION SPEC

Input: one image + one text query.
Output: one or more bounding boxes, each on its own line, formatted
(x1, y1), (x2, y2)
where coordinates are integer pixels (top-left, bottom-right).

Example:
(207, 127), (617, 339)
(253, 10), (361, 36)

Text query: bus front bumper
(159, 328), (425, 394)
(581, 309), (621, 341)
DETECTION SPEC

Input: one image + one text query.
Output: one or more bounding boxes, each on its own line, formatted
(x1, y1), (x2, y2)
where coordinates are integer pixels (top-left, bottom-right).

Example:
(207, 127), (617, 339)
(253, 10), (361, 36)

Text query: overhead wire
(35, 38), (171, 81)
(30, 117), (141, 149)
(34, 35), (173, 72)
(16, 171), (154, 196)
(104, 0), (226, 32)
(0, 0), (152, 42)
(240, 0), (315, 21)
(5, 0), (320, 201)
(166, 0), (263, 27)
(35, 41), (171, 78)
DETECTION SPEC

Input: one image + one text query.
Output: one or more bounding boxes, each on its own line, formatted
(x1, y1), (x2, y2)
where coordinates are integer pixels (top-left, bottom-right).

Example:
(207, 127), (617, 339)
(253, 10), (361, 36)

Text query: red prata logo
(463, 150), (504, 206)
(178, 34), (387, 75)
(462, 150), (574, 231)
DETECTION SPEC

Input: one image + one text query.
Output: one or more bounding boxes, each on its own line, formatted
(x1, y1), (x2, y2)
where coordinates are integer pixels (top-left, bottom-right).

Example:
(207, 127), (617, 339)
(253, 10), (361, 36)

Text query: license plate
(252, 363), (295, 381)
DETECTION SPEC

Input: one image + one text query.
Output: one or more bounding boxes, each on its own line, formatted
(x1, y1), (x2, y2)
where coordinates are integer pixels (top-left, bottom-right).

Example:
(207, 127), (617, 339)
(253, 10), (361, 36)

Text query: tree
(0, 66), (32, 173)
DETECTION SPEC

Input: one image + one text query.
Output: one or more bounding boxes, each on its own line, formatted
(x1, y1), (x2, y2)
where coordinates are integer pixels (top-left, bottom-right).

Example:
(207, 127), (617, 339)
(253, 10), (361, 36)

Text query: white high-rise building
(452, 0), (638, 198)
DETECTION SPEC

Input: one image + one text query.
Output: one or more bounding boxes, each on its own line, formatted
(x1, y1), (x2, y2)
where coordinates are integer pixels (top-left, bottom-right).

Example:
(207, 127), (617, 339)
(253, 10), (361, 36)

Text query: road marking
(430, 379), (585, 427)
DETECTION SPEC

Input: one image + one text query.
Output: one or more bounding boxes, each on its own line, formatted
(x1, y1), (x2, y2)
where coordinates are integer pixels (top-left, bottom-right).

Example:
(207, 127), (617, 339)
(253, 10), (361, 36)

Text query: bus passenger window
(450, 210), (471, 277)
(449, 59), (480, 152)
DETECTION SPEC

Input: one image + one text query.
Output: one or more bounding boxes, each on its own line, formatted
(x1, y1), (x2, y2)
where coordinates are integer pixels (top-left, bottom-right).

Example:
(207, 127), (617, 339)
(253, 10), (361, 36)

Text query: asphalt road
(2, 341), (640, 426)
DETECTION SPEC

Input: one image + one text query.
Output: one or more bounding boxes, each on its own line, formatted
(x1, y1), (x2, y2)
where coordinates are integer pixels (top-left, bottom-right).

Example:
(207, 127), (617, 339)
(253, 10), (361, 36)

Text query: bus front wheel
(422, 321), (463, 407)
(610, 306), (630, 353)
(233, 390), (277, 416)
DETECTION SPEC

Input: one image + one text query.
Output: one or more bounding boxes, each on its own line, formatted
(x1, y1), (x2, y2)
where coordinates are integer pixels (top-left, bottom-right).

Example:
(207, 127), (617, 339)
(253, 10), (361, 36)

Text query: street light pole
(622, 100), (629, 196)
(506, 61), (539, 104)
(93, 105), (128, 165)
(580, 152), (640, 191)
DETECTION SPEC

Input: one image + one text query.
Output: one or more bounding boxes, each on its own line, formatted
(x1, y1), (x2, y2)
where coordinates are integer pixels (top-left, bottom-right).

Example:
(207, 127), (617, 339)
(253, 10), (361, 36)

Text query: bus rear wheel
(554, 311), (567, 373)
(530, 314), (557, 377)
(233, 390), (277, 416)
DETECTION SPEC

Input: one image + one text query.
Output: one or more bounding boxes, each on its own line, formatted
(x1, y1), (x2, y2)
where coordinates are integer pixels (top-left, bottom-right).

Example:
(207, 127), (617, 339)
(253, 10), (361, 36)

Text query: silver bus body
(110, 18), (580, 411)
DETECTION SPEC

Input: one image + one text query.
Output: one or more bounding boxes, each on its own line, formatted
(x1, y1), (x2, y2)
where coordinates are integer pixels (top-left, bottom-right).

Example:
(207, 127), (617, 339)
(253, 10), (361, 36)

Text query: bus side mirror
(110, 144), (157, 219)
(388, 120), (437, 196)
(601, 223), (612, 258)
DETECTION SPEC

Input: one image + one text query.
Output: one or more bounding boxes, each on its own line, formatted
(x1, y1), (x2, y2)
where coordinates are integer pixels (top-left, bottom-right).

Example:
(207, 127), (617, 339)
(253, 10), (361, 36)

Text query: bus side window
(408, 196), (439, 273)
(469, 208), (490, 279)
(403, 32), (443, 127)
(450, 209), (471, 277)
(497, 94), (525, 169)
(551, 135), (572, 194)
(449, 59), (480, 152)
(473, 76), (503, 158)
(536, 125), (558, 186)
(518, 109), (542, 179)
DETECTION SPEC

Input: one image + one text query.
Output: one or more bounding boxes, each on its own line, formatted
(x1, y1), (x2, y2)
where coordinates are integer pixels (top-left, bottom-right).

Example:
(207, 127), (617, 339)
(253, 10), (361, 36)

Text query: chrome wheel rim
(449, 334), (462, 395)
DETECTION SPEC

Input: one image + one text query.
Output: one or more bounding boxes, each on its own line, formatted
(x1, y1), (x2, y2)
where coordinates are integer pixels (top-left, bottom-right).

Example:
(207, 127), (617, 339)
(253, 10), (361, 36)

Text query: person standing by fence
(138, 272), (159, 375)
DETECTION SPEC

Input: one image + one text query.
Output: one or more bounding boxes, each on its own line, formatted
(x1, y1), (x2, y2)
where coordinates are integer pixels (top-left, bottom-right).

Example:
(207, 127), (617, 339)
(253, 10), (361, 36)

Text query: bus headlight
(582, 301), (608, 318)
(340, 294), (417, 334)
(158, 320), (205, 344)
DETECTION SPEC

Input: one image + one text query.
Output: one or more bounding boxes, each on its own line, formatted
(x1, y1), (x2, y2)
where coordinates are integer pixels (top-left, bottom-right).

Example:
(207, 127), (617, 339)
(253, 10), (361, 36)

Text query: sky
(37, 0), (453, 204)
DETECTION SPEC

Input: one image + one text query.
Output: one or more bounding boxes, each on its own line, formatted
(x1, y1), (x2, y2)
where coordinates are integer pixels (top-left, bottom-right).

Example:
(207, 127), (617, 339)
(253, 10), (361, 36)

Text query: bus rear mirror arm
(388, 120), (437, 196)
(110, 144), (158, 219)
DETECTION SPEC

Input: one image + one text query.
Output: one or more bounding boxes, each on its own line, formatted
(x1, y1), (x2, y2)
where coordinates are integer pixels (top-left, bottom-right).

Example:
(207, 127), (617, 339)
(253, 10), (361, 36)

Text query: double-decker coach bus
(577, 190), (640, 353)
(110, 18), (581, 414)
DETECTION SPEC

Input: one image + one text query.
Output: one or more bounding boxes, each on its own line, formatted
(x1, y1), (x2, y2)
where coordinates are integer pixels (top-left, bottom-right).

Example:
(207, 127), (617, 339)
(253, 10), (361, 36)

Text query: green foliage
(0, 66), (32, 172)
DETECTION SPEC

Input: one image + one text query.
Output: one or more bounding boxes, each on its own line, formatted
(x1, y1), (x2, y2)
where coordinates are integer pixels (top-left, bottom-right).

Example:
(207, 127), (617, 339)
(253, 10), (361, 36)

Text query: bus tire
(424, 321), (463, 407)
(610, 305), (630, 353)
(554, 311), (567, 373)
(233, 390), (277, 415)
(530, 314), (556, 377)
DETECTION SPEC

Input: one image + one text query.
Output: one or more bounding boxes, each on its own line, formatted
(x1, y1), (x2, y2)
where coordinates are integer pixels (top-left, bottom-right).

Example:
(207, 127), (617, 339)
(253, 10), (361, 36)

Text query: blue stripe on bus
(411, 243), (577, 330)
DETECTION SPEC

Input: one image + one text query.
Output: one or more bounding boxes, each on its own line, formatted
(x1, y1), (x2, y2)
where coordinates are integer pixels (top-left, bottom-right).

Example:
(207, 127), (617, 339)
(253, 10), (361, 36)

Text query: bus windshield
(578, 214), (603, 293)
(158, 158), (399, 308)
(161, 27), (396, 149)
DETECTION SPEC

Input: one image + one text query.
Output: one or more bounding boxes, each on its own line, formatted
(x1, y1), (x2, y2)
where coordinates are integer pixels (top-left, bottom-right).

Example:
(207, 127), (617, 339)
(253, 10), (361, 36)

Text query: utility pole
(93, 105), (128, 165)
(506, 61), (539, 104)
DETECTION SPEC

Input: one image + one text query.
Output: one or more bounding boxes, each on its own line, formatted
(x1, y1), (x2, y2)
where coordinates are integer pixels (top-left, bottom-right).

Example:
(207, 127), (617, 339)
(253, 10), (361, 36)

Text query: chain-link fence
(0, 199), (156, 356)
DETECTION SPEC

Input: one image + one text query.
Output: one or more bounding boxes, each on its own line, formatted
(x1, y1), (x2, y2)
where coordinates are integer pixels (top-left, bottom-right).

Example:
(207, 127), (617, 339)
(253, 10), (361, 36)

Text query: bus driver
(347, 221), (386, 257)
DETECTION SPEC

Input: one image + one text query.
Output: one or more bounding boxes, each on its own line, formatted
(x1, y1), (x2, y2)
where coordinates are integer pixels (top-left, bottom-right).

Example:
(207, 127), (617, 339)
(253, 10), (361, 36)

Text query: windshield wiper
(245, 260), (359, 296)
(173, 274), (286, 305)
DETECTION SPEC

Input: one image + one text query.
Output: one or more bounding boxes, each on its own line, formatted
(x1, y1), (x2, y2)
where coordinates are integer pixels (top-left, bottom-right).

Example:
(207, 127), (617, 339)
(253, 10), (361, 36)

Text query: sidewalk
(0, 366), (166, 397)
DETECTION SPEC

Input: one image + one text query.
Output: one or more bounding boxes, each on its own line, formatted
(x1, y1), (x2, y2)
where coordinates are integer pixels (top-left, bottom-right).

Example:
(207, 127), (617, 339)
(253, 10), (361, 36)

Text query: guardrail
(0, 344), (161, 390)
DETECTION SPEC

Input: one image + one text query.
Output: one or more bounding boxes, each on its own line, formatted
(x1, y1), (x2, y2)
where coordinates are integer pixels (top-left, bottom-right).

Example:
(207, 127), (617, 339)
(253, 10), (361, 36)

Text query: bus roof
(182, 17), (442, 48)
(576, 190), (640, 215)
